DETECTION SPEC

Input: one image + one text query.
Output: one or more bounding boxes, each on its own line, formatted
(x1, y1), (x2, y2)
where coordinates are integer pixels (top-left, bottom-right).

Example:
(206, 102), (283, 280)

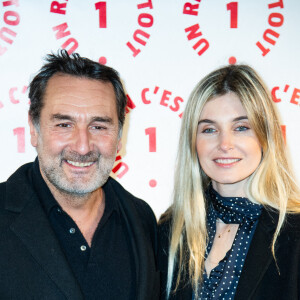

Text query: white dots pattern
(195, 186), (262, 300)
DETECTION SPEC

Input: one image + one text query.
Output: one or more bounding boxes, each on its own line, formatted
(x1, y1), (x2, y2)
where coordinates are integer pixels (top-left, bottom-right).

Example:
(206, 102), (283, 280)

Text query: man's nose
(71, 128), (92, 155)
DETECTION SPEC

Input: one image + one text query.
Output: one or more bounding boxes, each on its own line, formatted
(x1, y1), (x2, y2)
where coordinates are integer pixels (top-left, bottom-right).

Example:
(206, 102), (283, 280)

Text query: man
(0, 51), (159, 299)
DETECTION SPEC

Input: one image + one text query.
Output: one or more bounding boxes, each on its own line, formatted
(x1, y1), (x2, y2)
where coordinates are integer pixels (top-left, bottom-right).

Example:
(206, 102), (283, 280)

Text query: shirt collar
(102, 177), (121, 218)
(32, 157), (58, 215)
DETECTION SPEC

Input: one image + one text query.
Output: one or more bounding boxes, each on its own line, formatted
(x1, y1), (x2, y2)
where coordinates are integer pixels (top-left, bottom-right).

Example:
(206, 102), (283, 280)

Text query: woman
(158, 64), (300, 300)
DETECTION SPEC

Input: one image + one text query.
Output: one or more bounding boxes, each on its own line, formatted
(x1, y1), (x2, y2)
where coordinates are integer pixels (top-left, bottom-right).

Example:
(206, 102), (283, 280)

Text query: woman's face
(196, 92), (262, 197)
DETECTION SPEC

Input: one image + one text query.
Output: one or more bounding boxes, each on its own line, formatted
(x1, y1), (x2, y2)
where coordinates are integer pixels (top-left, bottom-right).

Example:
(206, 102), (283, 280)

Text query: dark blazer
(158, 208), (300, 300)
(0, 162), (160, 300)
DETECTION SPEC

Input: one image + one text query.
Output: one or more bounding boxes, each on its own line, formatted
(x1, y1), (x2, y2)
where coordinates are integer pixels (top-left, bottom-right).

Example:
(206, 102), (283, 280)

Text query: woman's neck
(212, 180), (247, 198)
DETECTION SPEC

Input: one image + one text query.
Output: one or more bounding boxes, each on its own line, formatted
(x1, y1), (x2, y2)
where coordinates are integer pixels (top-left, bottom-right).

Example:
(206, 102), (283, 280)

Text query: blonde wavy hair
(161, 64), (300, 298)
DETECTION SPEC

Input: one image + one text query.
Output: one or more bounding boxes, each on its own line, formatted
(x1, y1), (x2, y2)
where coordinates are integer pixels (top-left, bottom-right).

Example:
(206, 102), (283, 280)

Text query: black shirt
(32, 159), (136, 299)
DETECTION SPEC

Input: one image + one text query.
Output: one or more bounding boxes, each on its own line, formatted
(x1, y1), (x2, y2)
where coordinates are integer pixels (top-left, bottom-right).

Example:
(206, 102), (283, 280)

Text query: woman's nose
(218, 132), (234, 152)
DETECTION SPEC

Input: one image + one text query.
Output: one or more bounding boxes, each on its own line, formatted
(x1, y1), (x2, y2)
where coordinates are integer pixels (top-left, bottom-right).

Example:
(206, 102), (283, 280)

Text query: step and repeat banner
(0, 0), (299, 218)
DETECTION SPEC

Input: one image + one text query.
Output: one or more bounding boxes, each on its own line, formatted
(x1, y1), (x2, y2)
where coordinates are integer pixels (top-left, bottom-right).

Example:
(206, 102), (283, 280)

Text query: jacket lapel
(109, 178), (159, 300)
(235, 208), (277, 299)
(5, 164), (84, 300)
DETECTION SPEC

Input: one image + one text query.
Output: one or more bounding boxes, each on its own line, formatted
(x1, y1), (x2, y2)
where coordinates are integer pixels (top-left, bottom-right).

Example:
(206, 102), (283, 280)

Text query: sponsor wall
(0, 0), (299, 218)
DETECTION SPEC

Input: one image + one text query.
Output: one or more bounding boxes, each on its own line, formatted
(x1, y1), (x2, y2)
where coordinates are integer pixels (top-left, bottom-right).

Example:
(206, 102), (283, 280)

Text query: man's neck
(48, 185), (105, 247)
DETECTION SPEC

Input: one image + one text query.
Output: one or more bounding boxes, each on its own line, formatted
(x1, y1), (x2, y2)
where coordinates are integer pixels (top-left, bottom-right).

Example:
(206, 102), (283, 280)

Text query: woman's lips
(213, 158), (241, 167)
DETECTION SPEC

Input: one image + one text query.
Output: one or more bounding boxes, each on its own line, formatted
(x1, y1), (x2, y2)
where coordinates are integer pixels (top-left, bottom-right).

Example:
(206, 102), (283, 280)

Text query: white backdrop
(0, 0), (299, 218)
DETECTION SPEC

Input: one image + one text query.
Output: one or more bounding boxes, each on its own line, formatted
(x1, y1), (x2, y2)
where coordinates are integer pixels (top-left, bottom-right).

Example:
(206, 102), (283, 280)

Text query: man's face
(29, 74), (121, 197)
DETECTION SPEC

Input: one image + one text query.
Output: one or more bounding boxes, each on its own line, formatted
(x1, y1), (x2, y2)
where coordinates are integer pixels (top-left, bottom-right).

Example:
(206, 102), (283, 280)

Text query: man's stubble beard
(37, 143), (117, 202)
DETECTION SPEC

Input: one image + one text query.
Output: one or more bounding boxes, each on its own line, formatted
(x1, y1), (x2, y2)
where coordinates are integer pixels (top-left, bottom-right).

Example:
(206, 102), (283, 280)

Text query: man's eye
(92, 126), (106, 130)
(57, 123), (70, 128)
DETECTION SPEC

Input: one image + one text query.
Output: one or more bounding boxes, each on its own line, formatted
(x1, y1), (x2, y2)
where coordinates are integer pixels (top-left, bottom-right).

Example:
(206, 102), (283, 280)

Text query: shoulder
(105, 177), (159, 257)
(261, 207), (300, 228)
(281, 213), (300, 242)
(284, 213), (300, 230)
(0, 181), (6, 208)
(158, 216), (172, 244)
(262, 208), (300, 243)
(0, 162), (35, 230)
(105, 176), (157, 225)
(0, 162), (34, 208)
(158, 207), (173, 243)
(157, 211), (172, 266)
(2, 162), (33, 186)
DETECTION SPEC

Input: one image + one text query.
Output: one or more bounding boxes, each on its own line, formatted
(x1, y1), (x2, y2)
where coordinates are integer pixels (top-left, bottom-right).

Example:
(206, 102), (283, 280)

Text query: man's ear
(117, 139), (122, 152)
(28, 114), (38, 147)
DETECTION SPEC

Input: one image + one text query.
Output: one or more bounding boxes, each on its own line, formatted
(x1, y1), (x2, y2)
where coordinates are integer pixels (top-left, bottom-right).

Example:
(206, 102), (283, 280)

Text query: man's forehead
(43, 74), (116, 107)
(45, 73), (114, 93)
(38, 74), (118, 124)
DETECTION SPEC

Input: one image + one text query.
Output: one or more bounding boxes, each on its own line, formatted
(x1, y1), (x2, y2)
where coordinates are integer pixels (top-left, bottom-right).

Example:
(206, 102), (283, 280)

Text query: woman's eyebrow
(198, 119), (215, 125)
(198, 115), (248, 125)
(233, 116), (248, 121)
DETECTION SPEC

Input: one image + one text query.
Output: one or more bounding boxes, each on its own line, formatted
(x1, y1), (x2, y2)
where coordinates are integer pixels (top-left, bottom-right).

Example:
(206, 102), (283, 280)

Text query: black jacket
(158, 208), (300, 300)
(0, 162), (160, 300)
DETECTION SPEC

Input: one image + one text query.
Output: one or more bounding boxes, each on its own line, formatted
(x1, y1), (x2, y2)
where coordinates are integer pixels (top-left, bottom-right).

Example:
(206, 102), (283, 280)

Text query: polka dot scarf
(196, 186), (262, 300)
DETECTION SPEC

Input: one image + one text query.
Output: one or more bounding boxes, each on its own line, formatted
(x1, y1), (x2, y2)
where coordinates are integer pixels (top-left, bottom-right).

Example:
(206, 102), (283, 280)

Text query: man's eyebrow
(198, 115), (248, 125)
(51, 114), (113, 124)
(52, 114), (75, 122)
(90, 116), (113, 123)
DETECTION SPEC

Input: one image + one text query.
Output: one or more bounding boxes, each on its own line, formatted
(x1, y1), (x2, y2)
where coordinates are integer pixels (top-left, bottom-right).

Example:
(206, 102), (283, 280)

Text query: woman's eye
(202, 128), (216, 133)
(235, 125), (249, 131)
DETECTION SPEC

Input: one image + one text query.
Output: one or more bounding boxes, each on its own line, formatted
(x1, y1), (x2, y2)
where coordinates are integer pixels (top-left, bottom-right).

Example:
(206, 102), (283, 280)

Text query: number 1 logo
(95, 1), (107, 28)
(227, 2), (238, 28)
